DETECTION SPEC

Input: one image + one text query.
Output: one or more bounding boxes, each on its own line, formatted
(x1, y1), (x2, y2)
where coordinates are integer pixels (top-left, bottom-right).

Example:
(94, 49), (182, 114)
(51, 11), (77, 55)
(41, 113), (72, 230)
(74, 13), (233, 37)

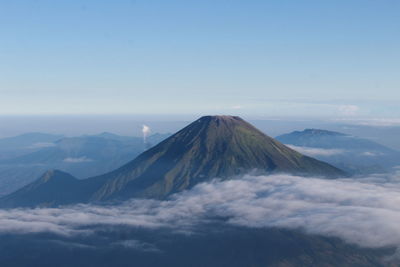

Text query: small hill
(0, 170), (79, 208)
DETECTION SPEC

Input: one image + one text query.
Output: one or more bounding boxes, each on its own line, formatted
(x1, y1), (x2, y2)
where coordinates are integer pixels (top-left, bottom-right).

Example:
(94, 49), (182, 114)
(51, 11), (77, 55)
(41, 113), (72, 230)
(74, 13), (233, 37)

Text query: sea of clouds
(2, 173), (400, 250)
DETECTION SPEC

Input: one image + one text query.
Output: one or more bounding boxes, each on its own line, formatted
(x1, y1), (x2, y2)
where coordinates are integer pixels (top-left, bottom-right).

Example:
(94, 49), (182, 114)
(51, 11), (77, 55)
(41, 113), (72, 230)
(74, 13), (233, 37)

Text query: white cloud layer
(287, 145), (345, 156)
(2, 174), (400, 250)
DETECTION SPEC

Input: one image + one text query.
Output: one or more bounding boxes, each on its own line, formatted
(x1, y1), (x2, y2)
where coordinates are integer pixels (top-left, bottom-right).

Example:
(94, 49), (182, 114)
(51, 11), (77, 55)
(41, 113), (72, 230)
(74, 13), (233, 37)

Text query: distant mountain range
(0, 132), (169, 195)
(0, 133), (63, 160)
(0, 116), (344, 208)
(276, 129), (400, 174)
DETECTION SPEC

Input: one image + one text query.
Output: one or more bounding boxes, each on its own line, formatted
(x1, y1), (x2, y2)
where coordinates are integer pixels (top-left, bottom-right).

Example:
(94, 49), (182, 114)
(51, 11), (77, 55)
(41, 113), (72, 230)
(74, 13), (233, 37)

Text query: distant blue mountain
(276, 129), (400, 174)
(0, 132), (170, 195)
(0, 132), (63, 148)
(0, 133), (63, 160)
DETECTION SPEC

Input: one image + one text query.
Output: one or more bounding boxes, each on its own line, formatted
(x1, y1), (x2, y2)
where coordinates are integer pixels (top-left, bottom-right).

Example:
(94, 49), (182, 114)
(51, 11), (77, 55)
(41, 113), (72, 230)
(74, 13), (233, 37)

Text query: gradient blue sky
(0, 0), (399, 117)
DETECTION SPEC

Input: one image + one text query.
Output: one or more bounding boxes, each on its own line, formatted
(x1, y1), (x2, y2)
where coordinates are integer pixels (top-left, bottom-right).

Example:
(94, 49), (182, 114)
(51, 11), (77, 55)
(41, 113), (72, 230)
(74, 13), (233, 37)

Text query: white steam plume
(142, 125), (151, 143)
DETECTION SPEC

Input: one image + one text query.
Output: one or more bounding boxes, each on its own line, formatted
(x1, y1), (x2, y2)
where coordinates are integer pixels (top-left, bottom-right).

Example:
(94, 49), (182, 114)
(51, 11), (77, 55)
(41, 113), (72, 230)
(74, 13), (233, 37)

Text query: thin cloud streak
(63, 157), (93, 163)
(287, 145), (345, 156)
(27, 142), (57, 149)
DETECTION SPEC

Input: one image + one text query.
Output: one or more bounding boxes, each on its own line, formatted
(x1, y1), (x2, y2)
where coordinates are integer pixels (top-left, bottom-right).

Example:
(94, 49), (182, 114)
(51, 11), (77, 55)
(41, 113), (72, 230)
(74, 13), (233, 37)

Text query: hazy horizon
(2, 114), (400, 150)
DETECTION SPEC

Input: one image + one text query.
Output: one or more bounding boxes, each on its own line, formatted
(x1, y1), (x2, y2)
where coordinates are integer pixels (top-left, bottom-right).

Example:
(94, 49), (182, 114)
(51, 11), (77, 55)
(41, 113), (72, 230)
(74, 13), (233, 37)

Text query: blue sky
(0, 0), (399, 117)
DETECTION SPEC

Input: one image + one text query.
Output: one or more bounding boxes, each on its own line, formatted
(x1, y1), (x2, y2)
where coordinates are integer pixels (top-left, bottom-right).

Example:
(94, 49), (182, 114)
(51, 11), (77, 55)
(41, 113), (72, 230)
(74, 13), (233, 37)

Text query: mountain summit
(90, 115), (345, 201)
(0, 116), (345, 207)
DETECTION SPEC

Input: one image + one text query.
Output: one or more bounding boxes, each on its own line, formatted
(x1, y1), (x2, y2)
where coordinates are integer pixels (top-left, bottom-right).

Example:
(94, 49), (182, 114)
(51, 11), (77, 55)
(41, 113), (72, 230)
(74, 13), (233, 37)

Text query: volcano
(0, 116), (345, 207)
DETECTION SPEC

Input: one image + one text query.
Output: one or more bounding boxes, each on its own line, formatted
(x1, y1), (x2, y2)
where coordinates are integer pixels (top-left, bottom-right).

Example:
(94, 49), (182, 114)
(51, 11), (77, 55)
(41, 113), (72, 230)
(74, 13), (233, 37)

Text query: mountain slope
(0, 116), (345, 207)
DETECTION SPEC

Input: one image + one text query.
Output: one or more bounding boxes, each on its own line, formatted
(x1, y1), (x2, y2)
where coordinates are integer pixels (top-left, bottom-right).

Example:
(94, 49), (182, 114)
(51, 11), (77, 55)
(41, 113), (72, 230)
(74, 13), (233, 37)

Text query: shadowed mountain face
(0, 116), (345, 207)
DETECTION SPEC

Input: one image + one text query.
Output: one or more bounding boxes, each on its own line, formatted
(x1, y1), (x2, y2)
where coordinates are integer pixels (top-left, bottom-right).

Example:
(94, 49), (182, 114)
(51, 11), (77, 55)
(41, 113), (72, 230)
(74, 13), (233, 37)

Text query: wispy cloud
(113, 240), (161, 252)
(2, 174), (400, 250)
(28, 142), (56, 149)
(334, 118), (400, 127)
(362, 151), (378, 156)
(63, 157), (93, 163)
(287, 145), (345, 156)
(337, 105), (360, 116)
(231, 105), (243, 110)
